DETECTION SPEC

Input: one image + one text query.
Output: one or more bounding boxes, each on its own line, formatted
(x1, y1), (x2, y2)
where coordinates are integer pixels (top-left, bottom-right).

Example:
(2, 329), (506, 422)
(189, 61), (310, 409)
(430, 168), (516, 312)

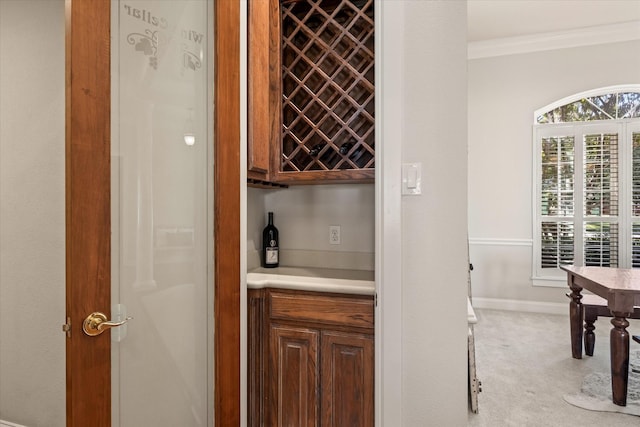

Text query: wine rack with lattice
(279, 0), (374, 179)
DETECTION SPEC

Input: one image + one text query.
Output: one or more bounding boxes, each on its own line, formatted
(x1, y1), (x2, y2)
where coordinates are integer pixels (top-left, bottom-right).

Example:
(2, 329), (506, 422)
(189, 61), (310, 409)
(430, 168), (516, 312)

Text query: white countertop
(247, 266), (375, 295)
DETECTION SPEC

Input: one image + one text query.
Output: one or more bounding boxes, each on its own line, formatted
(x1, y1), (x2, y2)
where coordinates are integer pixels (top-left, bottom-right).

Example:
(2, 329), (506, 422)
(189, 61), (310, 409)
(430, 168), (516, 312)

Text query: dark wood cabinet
(321, 331), (374, 427)
(248, 288), (374, 426)
(270, 325), (319, 426)
(247, 0), (281, 186)
(247, 0), (375, 186)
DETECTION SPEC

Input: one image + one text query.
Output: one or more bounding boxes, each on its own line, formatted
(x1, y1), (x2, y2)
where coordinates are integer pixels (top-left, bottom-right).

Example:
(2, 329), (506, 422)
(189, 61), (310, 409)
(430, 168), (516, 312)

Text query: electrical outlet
(329, 225), (341, 245)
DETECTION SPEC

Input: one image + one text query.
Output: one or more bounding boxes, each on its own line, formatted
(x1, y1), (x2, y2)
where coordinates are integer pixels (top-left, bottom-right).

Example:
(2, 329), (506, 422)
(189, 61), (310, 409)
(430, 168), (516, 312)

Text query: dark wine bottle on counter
(262, 212), (279, 268)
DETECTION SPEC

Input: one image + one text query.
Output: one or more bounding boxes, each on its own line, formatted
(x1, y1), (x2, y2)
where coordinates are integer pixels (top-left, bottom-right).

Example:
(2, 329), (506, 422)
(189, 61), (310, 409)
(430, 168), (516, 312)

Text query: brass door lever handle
(83, 312), (132, 336)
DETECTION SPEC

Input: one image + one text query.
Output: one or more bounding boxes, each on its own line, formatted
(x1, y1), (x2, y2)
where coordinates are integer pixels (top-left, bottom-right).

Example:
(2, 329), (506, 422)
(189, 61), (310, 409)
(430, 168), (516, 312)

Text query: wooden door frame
(65, 0), (240, 425)
(213, 0), (241, 425)
(65, 0), (111, 423)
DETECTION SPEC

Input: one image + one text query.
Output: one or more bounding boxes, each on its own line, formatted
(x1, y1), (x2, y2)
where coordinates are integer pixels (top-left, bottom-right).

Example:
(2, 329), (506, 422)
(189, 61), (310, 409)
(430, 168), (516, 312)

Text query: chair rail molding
(468, 237), (533, 247)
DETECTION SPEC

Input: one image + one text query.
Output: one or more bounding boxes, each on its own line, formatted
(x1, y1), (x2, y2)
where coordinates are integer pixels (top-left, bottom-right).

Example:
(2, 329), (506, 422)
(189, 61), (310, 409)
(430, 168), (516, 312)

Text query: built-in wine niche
(247, 0), (374, 186)
(280, 0), (375, 179)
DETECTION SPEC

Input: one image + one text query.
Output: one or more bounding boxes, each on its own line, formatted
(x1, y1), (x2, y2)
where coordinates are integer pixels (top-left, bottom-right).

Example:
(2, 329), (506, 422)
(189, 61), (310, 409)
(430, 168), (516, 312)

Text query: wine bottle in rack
(262, 212), (279, 268)
(320, 146), (340, 169)
(308, 142), (326, 157)
(339, 140), (354, 155)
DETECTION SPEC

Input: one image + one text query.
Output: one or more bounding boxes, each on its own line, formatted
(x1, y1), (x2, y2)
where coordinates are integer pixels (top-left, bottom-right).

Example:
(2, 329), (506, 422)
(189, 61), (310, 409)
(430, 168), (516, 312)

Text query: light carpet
(468, 309), (640, 426)
(564, 350), (640, 416)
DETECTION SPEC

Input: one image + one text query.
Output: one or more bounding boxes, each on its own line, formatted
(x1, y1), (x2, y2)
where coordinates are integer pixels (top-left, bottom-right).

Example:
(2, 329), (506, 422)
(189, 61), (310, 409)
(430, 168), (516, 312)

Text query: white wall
(468, 39), (640, 308)
(246, 187), (266, 269)
(0, 1), (66, 426)
(247, 184), (375, 270)
(399, 2), (469, 425)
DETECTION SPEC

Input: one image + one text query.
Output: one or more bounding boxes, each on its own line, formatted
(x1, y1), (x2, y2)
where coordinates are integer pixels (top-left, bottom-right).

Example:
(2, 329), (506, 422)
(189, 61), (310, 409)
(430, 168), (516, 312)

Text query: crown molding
(468, 21), (640, 60)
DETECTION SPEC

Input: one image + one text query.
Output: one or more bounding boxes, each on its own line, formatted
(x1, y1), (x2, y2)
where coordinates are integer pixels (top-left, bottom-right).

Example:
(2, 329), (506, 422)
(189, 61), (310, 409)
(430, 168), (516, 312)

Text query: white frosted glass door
(111, 1), (213, 425)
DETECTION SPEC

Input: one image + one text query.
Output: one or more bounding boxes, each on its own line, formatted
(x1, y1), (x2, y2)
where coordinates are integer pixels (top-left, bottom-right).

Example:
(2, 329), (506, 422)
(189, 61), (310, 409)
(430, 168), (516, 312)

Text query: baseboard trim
(472, 297), (567, 315)
(1, 421), (27, 427)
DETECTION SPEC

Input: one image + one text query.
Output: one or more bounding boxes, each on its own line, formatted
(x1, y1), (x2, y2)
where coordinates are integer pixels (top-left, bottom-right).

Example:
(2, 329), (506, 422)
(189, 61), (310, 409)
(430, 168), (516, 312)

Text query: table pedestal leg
(569, 285), (583, 359)
(584, 309), (596, 357)
(610, 314), (630, 406)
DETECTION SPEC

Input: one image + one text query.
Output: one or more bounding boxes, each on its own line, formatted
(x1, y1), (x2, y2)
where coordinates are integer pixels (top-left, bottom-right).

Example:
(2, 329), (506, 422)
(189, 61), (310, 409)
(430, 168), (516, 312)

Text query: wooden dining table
(561, 265), (640, 406)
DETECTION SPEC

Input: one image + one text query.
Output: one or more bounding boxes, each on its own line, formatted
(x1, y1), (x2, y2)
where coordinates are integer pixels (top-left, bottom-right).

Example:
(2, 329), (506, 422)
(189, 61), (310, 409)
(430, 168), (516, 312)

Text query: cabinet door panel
(321, 331), (374, 427)
(270, 325), (319, 427)
(247, 0), (270, 176)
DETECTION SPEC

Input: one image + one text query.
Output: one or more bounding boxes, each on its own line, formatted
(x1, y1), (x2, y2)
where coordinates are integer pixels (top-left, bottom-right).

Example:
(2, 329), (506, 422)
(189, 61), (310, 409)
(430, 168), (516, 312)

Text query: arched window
(533, 86), (640, 282)
(536, 88), (640, 124)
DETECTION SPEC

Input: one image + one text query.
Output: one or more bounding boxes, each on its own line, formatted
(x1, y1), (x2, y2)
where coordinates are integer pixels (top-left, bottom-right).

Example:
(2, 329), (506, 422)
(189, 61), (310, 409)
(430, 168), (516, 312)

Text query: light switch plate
(402, 163), (422, 195)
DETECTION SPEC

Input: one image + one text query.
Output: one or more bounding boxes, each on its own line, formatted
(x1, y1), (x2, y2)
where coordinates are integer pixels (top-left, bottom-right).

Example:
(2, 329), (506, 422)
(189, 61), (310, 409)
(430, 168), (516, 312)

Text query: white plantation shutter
(539, 133), (575, 271)
(583, 133), (618, 218)
(534, 124), (627, 279)
(583, 132), (618, 267)
(584, 221), (618, 267)
(540, 136), (575, 217)
(540, 221), (574, 268)
(632, 128), (640, 267)
(534, 88), (640, 283)
(633, 223), (640, 268)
